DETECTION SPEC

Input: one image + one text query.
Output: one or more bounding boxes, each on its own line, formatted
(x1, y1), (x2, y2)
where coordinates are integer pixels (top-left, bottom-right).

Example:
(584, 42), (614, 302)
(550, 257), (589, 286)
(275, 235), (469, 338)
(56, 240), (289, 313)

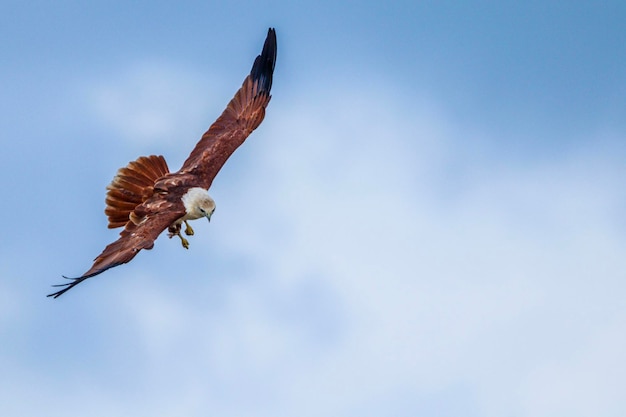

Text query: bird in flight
(48, 28), (277, 298)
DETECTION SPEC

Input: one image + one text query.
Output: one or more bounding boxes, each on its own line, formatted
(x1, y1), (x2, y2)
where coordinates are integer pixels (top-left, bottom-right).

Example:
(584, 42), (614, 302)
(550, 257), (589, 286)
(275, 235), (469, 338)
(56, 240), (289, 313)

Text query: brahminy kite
(48, 28), (277, 298)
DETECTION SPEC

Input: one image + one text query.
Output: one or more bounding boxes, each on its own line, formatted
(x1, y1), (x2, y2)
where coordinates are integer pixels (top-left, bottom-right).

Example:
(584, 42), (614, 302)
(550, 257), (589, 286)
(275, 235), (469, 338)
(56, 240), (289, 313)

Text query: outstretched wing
(48, 199), (185, 298)
(178, 27), (277, 189)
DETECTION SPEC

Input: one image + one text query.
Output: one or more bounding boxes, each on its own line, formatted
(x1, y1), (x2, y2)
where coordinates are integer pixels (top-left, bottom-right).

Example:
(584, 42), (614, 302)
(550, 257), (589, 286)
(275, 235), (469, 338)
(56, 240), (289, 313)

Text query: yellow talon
(167, 223), (190, 249)
(184, 220), (194, 236)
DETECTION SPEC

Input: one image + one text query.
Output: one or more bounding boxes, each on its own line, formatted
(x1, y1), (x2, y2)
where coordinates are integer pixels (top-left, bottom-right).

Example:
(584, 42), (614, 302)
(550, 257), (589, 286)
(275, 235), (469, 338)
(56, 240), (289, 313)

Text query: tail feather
(135, 156), (169, 180)
(105, 155), (170, 229)
(112, 172), (153, 191)
(105, 194), (138, 210)
(116, 168), (154, 187)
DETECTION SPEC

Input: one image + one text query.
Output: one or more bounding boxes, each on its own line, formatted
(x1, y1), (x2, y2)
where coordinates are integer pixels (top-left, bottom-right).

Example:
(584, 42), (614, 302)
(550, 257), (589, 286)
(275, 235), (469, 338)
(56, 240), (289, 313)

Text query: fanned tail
(105, 155), (169, 228)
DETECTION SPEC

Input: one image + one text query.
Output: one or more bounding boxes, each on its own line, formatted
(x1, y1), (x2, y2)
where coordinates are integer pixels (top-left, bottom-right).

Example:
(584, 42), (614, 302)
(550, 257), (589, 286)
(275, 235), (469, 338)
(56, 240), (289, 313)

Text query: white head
(181, 187), (216, 221)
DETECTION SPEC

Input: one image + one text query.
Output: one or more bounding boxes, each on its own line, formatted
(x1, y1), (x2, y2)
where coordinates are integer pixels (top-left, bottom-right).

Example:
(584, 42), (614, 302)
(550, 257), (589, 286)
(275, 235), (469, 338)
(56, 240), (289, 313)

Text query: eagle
(48, 28), (277, 298)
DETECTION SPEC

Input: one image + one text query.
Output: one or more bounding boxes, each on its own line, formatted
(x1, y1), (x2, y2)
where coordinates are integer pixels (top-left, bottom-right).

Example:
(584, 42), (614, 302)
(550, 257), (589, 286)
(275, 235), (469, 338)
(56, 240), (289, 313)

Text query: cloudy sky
(1, 1), (625, 416)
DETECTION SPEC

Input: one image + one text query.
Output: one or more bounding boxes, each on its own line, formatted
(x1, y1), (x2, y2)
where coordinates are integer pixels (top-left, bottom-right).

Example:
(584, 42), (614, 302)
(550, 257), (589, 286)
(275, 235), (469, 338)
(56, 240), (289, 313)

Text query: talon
(171, 228), (190, 249)
(168, 223), (191, 248)
(184, 220), (194, 236)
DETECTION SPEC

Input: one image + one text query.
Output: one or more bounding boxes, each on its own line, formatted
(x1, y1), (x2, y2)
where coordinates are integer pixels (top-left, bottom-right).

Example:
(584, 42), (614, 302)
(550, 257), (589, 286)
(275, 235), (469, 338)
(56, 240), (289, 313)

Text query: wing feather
(179, 28), (277, 189)
(48, 199), (184, 298)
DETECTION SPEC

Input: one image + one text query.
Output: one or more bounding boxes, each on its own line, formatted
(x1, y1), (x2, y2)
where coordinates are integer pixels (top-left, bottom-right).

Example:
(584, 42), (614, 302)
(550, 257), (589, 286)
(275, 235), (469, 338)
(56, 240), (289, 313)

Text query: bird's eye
(199, 208), (206, 214)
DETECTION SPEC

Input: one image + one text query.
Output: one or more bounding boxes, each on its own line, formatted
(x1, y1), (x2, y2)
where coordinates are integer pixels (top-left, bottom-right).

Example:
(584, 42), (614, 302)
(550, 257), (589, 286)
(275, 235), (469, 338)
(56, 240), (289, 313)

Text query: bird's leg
(177, 232), (190, 249)
(184, 220), (194, 236)
(168, 223), (190, 249)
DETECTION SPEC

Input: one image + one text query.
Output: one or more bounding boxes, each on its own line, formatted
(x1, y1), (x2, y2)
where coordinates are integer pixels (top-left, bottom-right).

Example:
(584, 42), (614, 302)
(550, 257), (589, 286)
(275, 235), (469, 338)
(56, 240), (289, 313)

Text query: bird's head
(182, 187), (216, 222)
(197, 195), (216, 222)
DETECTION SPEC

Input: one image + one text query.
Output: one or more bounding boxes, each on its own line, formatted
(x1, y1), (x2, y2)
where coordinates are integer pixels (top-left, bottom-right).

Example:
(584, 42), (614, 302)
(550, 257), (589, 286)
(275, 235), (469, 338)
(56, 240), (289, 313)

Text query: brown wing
(105, 155), (170, 228)
(48, 197), (185, 298)
(177, 28), (277, 189)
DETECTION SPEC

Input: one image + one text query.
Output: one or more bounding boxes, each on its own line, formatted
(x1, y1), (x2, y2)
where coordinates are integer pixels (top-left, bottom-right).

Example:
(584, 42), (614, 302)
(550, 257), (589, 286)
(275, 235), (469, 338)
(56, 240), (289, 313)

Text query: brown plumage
(48, 28), (277, 298)
(105, 155), (170, 228)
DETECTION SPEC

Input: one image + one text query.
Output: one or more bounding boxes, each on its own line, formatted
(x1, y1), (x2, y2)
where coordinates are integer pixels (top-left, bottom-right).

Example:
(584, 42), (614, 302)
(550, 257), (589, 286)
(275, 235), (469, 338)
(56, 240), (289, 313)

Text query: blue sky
(1, 1), (625, 416)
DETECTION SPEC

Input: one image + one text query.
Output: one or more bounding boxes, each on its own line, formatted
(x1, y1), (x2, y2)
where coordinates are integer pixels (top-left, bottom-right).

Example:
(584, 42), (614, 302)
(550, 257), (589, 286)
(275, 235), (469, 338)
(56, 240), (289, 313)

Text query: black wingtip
(47, 276), (88, 298)
(250, 27), (277, 94)
(47, 264), (120, 299)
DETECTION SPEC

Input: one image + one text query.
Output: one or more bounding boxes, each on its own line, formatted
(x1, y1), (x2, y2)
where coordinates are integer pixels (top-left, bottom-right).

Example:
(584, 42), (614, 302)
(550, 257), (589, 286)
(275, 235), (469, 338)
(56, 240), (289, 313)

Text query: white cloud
(11, 74), (624, 417)
(520, 314), (626, 417)
(207, 85), (625, 416)
(60, 82), (624, 416)
(85, 62), (218, 153)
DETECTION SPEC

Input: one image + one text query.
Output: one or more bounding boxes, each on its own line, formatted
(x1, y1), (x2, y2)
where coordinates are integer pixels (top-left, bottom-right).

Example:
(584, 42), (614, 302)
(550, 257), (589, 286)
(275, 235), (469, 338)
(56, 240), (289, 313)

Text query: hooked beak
(207, 213), (212, 223)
